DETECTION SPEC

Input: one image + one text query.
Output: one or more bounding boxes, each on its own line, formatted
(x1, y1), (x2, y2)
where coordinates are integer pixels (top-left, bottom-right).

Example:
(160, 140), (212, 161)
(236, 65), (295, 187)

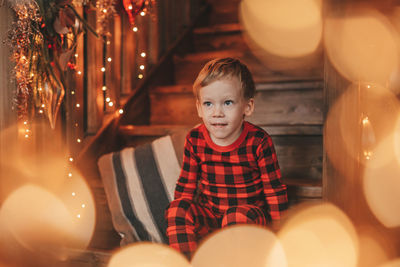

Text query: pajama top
(174, 121), (288, 220)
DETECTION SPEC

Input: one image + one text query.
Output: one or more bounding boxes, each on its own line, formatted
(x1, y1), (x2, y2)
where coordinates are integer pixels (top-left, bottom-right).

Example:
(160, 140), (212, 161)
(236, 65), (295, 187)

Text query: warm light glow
(324, 8), (399, 85)
(77, 138), (81, 143)
(74, 53), (78, 58)
(38, 109), (43, 114)
(128, 4), (133, 10)
(138, 74), (143, 79)
(77, 71), (82, 75)
(140, 52), (146, 57)
(0, 159), (95, 259)
(101, 67), (106, 72)
(71, 90), (75, 95)
(108, 102), (114, 107)
(240, 0), (322, 58)
(132, 27), (138, 32)
(38, 87), (42, 91)
(103, 9), (107, 13)
(363, 114), (400, 227)
(69, 157), (74, 162)
(102, 86), (107, 91)
(192, 225), (287, 267)
(107, 57), (112, 62)
(118, 109), (124, 114)
(105, 97), (111, 102)
(324, 83), (400, 174)
(76, 103), (80, 108)
(278, 203), (358, 267)
(107, 243), (191, 267)
(139, 65), (145, 70)
(140, 11), (145, 16)
(68, 173), (72, 177)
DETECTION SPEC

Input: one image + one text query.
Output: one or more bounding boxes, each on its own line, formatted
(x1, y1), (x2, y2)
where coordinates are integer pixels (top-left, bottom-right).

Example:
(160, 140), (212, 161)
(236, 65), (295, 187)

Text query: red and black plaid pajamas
(165, 121), (288, 257)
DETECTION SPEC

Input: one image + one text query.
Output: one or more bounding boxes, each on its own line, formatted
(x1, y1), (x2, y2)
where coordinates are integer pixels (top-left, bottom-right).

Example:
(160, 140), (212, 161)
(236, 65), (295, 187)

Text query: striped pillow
(97, 133), (185, 245)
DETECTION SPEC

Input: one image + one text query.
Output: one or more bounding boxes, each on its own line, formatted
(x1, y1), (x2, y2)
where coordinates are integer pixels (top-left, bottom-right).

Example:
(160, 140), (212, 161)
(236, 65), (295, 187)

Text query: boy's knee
(221, 205), (265, 227)
(165, 198), (195, 224)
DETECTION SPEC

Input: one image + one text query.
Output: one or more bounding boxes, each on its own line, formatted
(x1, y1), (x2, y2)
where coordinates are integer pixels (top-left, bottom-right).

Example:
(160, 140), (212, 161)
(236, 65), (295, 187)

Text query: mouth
(211, 123), (228, 128)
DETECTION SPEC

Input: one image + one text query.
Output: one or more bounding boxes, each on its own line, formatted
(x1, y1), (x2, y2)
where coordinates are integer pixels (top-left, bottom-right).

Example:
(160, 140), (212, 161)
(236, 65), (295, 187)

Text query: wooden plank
(250, 88), (323, 125)
(86, 10), (104, 134)
(273, 135), (322, 181)
(193, 23), (243, 34)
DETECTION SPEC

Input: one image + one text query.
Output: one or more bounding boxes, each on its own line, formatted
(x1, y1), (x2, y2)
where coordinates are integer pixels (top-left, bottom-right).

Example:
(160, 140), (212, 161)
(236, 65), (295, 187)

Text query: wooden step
(149, 83), (323, 125)
(192, 23), (247, 52)
(173, 49), (323, 85)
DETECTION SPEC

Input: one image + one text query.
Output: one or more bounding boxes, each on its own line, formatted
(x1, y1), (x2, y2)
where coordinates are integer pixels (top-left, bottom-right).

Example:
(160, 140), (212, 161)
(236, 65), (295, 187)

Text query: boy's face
(196, 76), (254, 146)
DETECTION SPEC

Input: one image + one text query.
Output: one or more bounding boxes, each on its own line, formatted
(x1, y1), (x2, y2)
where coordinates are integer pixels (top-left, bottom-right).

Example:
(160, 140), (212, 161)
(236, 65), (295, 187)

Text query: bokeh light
(363, 114), (400, 228)
(324, 8), (399, 85)
(191, 225), (287, 267)
(324, 83), (400, 175)
(278, 203), (358, 267)
(0, 124), (95, 264)
(239, 0), (323, 74)
(379, 259), (400, 267)
(107, 242), (191, 267)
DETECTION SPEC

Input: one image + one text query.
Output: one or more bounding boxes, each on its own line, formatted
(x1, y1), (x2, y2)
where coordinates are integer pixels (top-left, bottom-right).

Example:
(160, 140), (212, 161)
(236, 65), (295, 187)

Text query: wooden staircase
(118, 0), (324, 205)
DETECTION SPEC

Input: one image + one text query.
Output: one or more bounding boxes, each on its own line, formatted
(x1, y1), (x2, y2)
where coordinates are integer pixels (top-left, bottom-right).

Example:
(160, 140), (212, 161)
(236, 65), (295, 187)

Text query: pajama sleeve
(257, 135), (288, 220)
(174, 135), (200, 201)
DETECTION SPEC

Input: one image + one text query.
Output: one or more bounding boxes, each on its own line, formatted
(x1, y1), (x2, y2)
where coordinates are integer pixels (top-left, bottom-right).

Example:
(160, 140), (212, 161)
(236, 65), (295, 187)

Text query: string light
(76, 103), (80, 108)
(101, 67), (106, 72)
(118, 109), (124, 114)
(132, 27), (138, 32)
(141, 52), (146, 57)
(138, 74), (143, 79)
(139, 65), (145, 70)
(107, 57), (112, 62)
(140, 11), (145, 16)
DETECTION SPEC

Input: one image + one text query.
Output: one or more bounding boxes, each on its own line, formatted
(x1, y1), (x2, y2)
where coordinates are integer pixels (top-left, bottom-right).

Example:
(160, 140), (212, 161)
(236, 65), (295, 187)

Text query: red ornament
(123, 0), (146, 25)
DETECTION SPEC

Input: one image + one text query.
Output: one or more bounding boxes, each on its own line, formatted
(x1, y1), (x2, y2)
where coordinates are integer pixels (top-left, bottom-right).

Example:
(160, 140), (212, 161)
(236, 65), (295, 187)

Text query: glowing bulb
(141, 52), (146, 57)
(107, 57), (112, 62)
(68, 173), (72, 177)
(77, 138), (81, 143)
(118, 109), (124, 114)
(102, 9), (107, 13)
(77, 71), (82, 75)
(76, 103), (80, 108)
(101, 67), (106, 72)
(140, 11), (145, 16)
(102, 86), (107, 91)
(106, 97), (111, 102)
(74, 53), (78, 58)
(69, 157), (74, 162)
(75, 123), (78, 127)
(362, 117), (369, 125)
(82, 204), (86, 208)
(72, 192), (76, 196)
(77, 214), (81, 218)
(38, 87), (42, 91)
(23, 121), (27, 125)
(138, 74), (143, 79)
(108, 102), (114, 107)
(107, 41), (111, 45)
(24, 134), (29, 138)
(133, 27), (138, 32)
(41, 104), (45, 108)
(139, 65), (145, 70)
(30, 73), (34, 77)
(128, 4), (133, 10)
(71, 91), (75, 95)
(25, 129), (29, 133)
(38, 109), (43, 114)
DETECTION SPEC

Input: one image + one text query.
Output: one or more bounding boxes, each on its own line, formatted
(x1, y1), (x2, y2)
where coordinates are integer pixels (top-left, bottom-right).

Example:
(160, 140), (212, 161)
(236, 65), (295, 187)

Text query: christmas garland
(7, 0), (99, 129)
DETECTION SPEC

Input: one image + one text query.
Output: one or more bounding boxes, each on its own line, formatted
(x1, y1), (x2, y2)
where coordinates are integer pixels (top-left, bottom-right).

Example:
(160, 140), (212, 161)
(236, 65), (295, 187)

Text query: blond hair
(193, 57), (256, 99)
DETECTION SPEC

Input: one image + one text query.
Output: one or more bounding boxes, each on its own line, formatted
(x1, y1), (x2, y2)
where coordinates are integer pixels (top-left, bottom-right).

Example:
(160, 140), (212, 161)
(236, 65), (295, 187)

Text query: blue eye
(224, 100), (233, 106)
(203, 101), (212, 107)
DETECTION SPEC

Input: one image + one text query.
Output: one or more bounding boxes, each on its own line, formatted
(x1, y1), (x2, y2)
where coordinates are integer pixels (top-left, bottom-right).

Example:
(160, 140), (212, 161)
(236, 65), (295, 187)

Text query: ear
(244, 98), (254, 117)
(196, 99), (203, 118)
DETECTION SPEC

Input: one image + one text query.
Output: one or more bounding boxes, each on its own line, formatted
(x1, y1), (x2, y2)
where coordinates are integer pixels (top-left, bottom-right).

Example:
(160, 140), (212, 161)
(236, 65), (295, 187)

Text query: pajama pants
(165, 198), (269, 258)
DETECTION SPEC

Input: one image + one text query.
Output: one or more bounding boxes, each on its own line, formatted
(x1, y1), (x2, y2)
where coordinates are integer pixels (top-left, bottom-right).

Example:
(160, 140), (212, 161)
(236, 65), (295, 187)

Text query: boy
(165, 57), (288, 258)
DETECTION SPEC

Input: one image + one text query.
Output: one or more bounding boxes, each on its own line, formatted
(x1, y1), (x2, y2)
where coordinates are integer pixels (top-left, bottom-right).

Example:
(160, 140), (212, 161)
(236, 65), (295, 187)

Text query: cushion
(97, 132), (186, 245)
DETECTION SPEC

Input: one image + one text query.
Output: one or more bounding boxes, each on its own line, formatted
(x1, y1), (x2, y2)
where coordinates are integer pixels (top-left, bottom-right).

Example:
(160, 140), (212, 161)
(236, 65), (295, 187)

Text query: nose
(212, 104), (224, 117)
